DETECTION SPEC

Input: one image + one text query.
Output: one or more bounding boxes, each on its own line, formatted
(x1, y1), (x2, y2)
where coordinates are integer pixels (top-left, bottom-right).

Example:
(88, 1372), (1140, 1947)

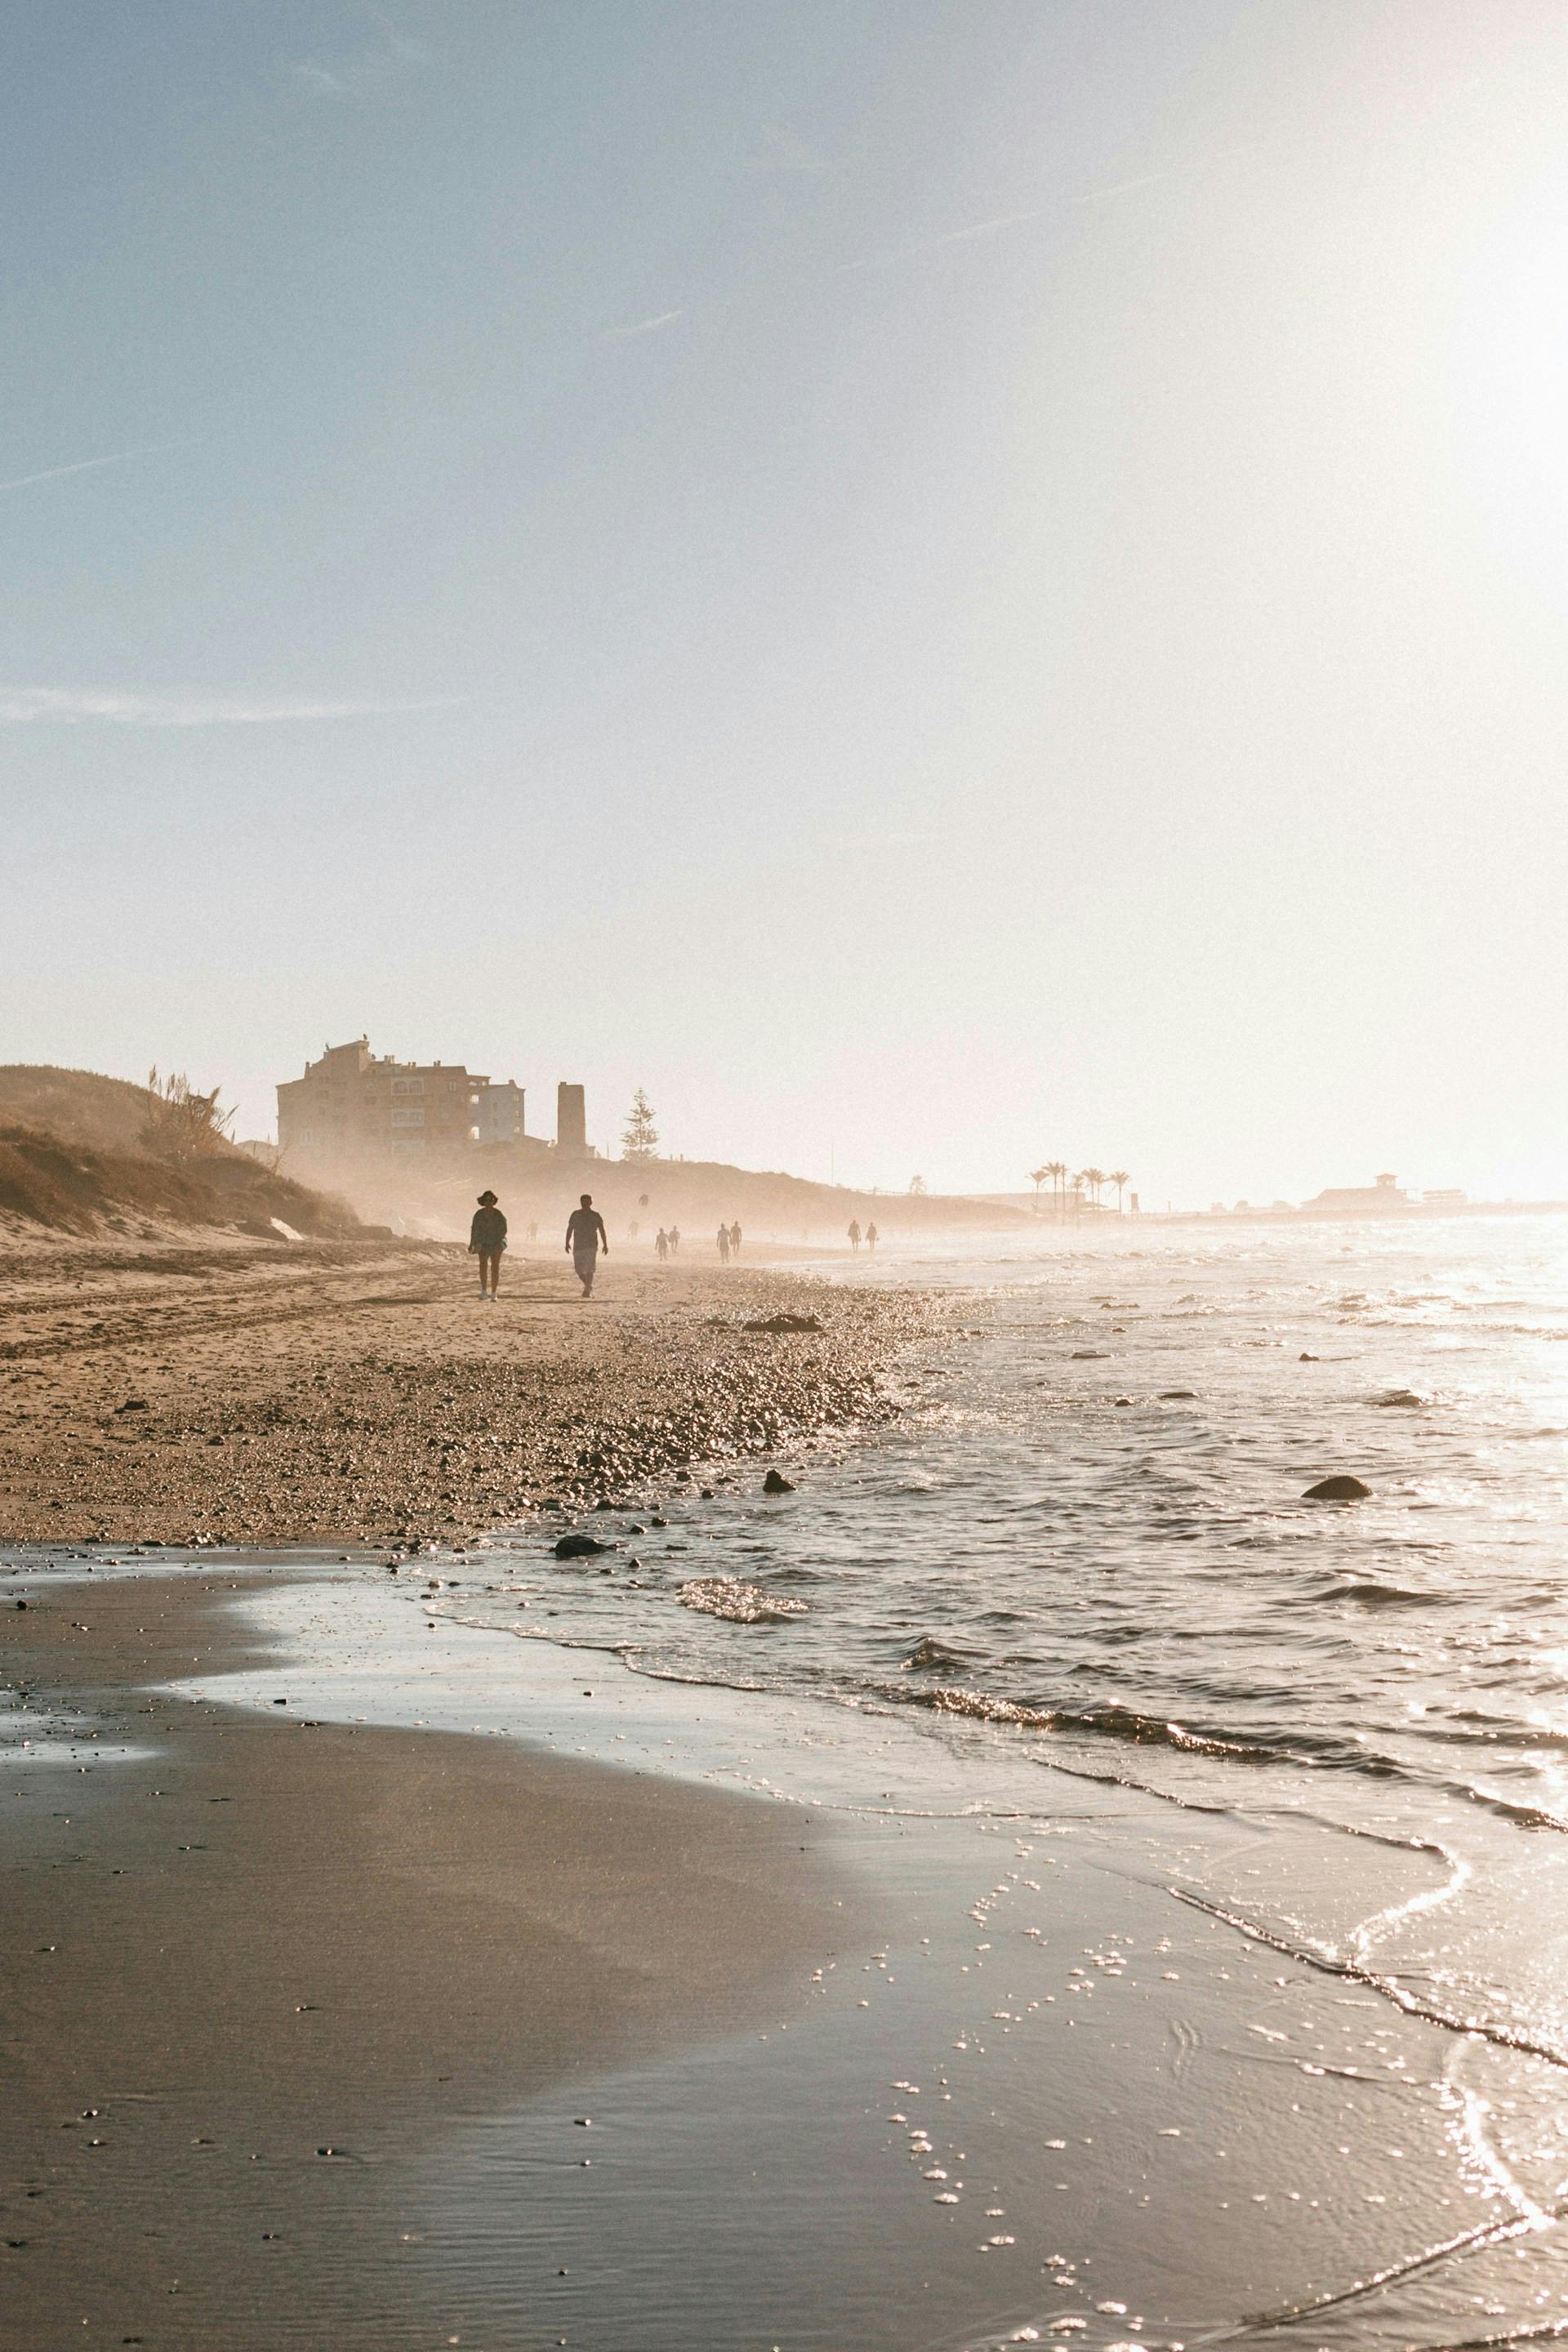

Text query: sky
(7, 0), (1568, 1207)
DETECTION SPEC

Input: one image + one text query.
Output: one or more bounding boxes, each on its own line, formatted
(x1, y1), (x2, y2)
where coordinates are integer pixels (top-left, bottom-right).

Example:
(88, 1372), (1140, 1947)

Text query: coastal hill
(0, 1065), (1029, 1249)
(0, 1065), (362, 1241)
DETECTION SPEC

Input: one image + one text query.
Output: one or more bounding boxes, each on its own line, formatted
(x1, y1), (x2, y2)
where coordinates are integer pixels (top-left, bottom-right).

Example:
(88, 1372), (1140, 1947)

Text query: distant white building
(1302, 1171), (1408, 1214)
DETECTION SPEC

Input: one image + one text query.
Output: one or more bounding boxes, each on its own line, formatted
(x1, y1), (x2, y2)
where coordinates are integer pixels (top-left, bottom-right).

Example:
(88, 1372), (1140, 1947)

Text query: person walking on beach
(655, 1227), (669, 1263)
(565, 1193), (609, 1298)
(669, 1224), (681, 1257)
(729, 1220), (742, 1257)
(470, 1190), (506, 1301)
(866, 1221), (879, 1252)
(717, 1223), (730, 1263)
(848, 1218), (862, 1252)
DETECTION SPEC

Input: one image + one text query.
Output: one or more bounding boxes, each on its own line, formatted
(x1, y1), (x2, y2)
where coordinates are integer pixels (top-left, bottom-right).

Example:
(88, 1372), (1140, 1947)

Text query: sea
(468, 1214), (1568, 1996)
(420, 1214), (1568, 2347)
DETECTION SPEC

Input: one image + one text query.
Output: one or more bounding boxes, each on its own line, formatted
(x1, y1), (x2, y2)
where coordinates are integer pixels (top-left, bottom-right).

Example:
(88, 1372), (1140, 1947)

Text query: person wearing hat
(469, 1190), (507, 1301)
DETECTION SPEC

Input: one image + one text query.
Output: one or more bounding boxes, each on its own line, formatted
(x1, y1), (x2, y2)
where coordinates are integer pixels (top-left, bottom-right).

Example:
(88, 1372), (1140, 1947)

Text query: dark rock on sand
(745, 1313), (825, 1334)
(1303, 1474), (1373, 1502)
(763, 1469), (795, 1494)
(554, 1532), (612, 1560)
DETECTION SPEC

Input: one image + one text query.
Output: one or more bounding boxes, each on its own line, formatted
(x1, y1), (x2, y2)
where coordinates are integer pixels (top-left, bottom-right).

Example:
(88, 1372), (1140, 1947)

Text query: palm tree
(1029, 1165), (1051, 1214)
(1108, 1169), (1129, 1215)
(1069, 1171), (1086, 1218)
(1043, 1160), (1067, 1219)
(1080, 1167), (1106, 1212)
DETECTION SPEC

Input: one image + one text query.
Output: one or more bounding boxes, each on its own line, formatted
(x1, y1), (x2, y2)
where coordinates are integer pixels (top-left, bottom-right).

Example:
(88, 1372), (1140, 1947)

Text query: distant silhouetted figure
(848, 1219), (862, 1251)
(566, 1193), (608, 1298)
(729, 1221), (742, 1257)
(526, 1219), (538, 1244)
(866, 1221), (879, 1251)
(655, 1227), (670, 1263)
(717, 1224), (730, 1263)
(669, 1224), (681, 1256)
(470, 1191), (506, 1300)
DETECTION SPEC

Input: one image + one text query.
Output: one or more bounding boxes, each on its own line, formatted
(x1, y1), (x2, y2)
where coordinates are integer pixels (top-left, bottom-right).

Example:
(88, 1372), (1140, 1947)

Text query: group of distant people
(472, 1191), (884, 1297)
(467, 1194), (749, 1302)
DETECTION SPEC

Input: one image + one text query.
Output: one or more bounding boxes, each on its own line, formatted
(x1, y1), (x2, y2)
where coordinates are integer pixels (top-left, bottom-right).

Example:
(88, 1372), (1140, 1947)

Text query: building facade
(277, 1039), (528, 1160)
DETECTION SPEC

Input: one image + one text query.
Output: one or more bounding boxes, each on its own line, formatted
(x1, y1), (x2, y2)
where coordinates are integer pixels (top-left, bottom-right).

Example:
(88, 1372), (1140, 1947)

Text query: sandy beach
(0, 1234), (934, 1546)
(11, 1226), (1568, 2347)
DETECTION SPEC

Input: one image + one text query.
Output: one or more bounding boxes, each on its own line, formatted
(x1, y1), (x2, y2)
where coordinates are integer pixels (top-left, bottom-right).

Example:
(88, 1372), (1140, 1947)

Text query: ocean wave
(1320, 1578), (1437, 1606)
(675, 1576), (808, 1624)
(882, 1685), (1396, 1771)
(902, 1633), (978, 1673)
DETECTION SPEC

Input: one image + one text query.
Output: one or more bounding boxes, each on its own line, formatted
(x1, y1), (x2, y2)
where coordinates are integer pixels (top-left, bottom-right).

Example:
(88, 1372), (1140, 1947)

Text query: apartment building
(277, 1038), (527, 1159)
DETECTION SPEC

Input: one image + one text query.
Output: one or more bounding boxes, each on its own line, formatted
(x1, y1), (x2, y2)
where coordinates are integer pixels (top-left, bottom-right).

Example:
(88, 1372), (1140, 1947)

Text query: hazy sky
(7, 1), (1568, 1205)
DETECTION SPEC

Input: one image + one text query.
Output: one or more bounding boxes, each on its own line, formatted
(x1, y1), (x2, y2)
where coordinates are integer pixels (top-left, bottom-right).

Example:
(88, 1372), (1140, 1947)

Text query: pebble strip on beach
(0, 1236), (943, 1548)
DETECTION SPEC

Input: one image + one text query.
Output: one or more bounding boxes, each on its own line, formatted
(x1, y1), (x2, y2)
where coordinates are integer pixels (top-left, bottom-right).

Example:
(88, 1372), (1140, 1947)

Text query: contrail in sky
(627, 143), (1254, 324)
(604, 309), (686, 340)
(0, 687), (461, 726)
(0, 445), (172, 496)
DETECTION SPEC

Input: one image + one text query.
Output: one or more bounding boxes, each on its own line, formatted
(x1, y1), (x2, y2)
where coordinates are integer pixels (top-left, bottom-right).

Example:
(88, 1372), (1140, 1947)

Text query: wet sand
(0, 1570), (869, 2349)
(11, 1544), (1556, 2347)
(0, 1234), (934, 1545)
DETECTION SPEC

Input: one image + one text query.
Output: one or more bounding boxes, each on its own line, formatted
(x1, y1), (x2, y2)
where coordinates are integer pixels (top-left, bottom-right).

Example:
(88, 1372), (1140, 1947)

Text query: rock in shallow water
(763, 1468), (795, 1494)
(1303, 1474), (1373, 1501)
(554, 1531), (611, 1559)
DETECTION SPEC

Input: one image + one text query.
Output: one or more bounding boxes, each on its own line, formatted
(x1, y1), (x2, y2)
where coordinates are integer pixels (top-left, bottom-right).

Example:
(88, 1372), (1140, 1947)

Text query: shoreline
(0, 1236), (942, 1547)
(6, 1531), (1557, 2346)
(10, 1227), (1561, 2345)
(0, 1566), (871, 2349)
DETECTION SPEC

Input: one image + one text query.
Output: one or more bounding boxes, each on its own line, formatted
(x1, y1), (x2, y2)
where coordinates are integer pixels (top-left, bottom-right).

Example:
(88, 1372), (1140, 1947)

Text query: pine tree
(621, 1089), (660, 1161)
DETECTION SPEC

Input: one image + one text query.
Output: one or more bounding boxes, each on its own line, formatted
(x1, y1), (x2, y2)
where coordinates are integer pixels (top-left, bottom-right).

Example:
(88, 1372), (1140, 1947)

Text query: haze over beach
(9, 8), (1568, 2352)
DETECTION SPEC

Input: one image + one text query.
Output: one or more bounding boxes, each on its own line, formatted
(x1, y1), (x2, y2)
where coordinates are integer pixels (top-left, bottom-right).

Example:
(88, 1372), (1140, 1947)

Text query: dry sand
(0, 1232), (938, 1546)
(0, 1570), (871, 2349)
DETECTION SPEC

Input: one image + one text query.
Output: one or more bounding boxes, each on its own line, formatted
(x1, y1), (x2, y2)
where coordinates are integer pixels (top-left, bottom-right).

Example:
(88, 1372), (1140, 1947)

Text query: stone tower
(556, 1083), (586, 1155)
